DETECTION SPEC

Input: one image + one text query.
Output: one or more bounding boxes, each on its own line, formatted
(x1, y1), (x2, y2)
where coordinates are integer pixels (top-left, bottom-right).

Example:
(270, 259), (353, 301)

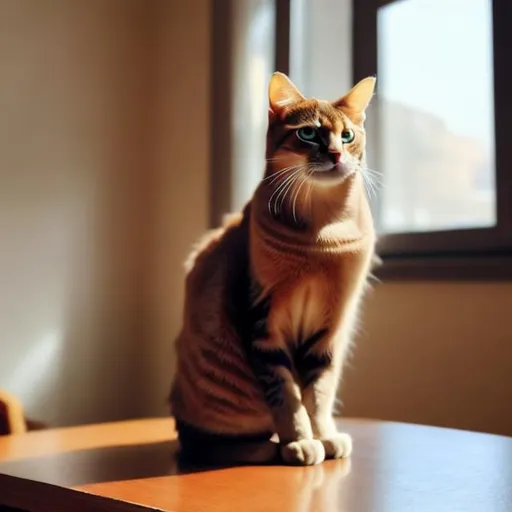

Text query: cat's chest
(254, 244), (372, 344)
(272, 275), (336, 343)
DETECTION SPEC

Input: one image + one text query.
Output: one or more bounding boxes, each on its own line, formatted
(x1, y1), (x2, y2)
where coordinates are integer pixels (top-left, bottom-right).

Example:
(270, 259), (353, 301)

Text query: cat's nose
(329, 151), (342, 164)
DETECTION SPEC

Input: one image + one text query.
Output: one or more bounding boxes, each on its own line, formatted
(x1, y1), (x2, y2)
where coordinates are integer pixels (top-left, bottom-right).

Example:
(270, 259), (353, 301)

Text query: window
(377, 0), (496, 234)
(211, 0), (512, 278)
(210, 0), (276, 223)
(353, 0), (512, 278)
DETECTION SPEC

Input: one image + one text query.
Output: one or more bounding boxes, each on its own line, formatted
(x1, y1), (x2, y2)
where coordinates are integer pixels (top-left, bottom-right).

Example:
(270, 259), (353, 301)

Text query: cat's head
(263, 72), (375, 227)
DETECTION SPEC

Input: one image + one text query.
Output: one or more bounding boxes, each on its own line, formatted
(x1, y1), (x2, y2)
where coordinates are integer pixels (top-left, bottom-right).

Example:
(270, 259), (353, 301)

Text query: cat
(169, 72), (377, 466)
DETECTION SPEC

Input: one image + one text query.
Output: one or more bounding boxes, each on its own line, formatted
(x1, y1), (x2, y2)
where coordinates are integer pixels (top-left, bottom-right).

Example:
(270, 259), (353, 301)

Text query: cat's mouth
(311, 161), (354, 182)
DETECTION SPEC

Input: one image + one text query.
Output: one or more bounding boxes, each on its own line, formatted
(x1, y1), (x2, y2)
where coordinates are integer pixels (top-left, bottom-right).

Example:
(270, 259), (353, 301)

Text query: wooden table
(0, 417), (511, 511)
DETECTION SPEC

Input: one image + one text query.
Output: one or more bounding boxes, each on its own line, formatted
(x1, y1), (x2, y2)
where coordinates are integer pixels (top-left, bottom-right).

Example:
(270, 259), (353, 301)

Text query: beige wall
(342, 282), (512, 436)
(146, 1), (211, 419)
(0, 0), (210, 426)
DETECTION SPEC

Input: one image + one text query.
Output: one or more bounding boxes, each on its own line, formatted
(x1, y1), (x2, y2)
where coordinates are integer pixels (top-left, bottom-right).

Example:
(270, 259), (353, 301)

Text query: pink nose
(329, 151), (341, 164)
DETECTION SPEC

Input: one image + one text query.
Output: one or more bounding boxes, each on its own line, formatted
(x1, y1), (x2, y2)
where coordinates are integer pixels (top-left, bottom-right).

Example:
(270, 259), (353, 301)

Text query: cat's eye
(341, 129), (355, 144)
(297, 126), (319, 143)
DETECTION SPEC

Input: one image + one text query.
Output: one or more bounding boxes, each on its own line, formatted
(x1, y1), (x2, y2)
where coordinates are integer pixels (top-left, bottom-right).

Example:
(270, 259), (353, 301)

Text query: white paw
(321, 432), (352, 459)
(281, 439), (325, 466)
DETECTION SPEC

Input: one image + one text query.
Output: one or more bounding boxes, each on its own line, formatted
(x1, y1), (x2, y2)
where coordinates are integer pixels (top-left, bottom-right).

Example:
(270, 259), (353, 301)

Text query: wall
(0, 0), (210, 427)
(146, 1), (211, 419)
(342, 282), (512, 436)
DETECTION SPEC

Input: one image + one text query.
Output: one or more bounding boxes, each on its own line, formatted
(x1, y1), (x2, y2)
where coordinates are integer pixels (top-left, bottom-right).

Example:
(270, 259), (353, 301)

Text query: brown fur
(170, 73), (376, 466)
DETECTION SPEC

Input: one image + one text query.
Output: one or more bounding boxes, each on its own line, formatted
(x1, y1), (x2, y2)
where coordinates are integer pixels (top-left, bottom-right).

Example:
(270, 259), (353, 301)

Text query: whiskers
(263, 164), (298, 185)
(266, 161), (383, 223)
(267, 163), (318, 222)
(360, 166), (384, 201)
(292, 165), (319, 224)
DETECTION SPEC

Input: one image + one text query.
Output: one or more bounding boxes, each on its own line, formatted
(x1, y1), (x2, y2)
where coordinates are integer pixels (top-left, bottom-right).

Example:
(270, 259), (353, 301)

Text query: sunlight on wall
(6, 330), (62, 412)
(0, 0), (156, 426)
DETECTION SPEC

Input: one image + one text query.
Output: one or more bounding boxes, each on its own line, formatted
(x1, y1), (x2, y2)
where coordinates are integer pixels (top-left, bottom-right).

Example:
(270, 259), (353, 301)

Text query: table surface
(0, 417), (511, 512)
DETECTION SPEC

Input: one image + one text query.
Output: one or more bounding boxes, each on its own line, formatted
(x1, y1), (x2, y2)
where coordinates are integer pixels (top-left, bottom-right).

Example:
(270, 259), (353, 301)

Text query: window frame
(353, 0), (512, 279)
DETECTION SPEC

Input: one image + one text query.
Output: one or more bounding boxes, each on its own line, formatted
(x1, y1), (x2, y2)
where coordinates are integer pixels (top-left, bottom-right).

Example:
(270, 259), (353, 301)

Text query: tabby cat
(169, 72), (377, 466)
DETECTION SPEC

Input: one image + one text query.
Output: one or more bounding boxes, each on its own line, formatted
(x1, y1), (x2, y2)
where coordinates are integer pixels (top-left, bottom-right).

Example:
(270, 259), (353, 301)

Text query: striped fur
(170, 73), (377, 466)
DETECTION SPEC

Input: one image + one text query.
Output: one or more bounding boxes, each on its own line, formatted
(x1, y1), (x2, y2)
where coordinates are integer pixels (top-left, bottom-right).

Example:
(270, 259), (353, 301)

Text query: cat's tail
(180, 439), (279, 466)
(175, 420), (279, 466)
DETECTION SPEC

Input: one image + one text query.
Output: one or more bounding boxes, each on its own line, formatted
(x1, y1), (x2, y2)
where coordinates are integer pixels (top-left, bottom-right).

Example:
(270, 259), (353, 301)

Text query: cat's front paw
(281, 439), (325, 466)
(321, 432), (352, 459)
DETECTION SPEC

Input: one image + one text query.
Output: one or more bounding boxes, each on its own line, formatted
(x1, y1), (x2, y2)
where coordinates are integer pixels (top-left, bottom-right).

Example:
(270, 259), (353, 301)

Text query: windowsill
(375, 252), (512, 281)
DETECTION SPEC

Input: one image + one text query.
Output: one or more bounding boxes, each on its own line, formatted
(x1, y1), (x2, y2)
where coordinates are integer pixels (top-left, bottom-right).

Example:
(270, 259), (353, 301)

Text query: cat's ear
(333, 76), (376, 116)
(268, 72), (305, 114)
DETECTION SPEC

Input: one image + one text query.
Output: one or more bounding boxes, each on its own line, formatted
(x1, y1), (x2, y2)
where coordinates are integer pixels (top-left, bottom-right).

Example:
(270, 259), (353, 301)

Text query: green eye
(341, 129), (355, 144)
(297, 126), (318, 143)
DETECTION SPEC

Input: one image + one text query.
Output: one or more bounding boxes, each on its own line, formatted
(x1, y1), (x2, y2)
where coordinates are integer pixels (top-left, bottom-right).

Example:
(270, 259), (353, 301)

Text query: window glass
(377, 0), (495, 233)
